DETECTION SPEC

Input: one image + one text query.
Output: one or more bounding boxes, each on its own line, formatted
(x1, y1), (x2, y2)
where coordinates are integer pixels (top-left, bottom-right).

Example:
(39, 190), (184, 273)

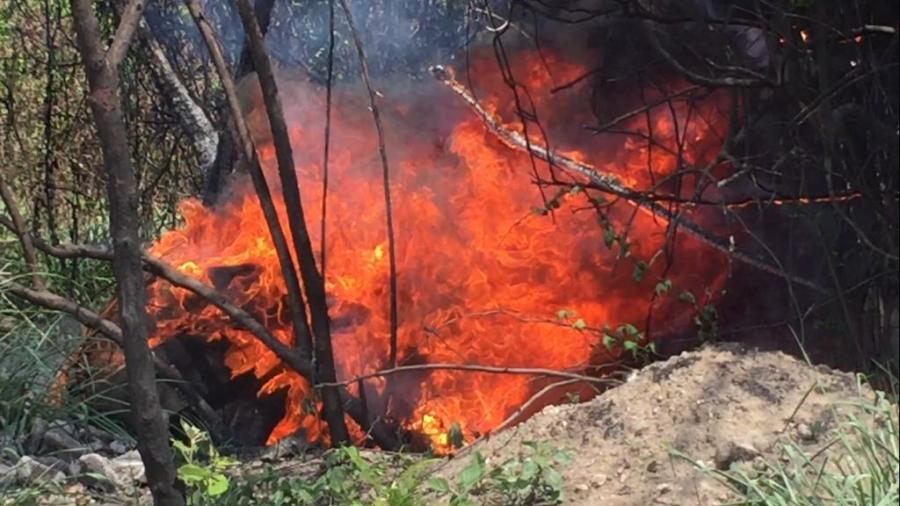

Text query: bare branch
(319, 363), (621, 388)
(337, 0), (400, 369)
(107, 0), (147, 68)
(183, 0), (315, 363)
(0, 173), (44, 289)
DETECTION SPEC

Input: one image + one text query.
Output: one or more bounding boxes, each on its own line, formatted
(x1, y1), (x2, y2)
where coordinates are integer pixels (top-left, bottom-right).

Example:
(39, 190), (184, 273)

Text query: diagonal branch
(1, 276), (224, 436)
(183, 0), (314, 362)
(107, 0), (147, 68)
(0, 222), (401, 450)
(430, 65), (824, 292)
(0, 173), (44, 289)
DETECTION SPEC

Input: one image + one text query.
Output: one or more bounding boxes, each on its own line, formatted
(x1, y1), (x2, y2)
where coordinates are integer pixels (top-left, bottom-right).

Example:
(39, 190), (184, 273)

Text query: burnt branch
(430, 64), (824, 293)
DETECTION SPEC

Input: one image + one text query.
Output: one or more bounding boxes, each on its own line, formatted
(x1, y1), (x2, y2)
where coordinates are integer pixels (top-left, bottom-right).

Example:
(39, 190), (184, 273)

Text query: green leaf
(655, 279), (672, 295)
(623, 340), (638, 352)
(572, 318), (587, 330)
(603, 228), (616, 249)
(632, 261), (648, 282)
(448, 422), (465, 449)
(618, 323), (641, 338)
(458, 453), (485, 494)
(427, 477), (451, 494)
(556, 309), (574, 320)
(177, 463), (209, 484)
(602, 334), (617, 350)
(206, 474), (230, 496)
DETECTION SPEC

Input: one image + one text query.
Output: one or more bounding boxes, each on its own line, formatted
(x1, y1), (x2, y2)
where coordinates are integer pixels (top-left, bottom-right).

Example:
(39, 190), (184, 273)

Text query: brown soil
(432, 343), (881, 505)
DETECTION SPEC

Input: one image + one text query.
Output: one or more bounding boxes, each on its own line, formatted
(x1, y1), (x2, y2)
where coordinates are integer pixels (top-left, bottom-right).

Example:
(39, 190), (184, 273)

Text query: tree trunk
(69, 0), (184, 503)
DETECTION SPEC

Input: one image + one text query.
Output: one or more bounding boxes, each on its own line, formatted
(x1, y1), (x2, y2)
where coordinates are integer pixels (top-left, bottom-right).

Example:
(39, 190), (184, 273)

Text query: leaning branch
(319, 362), (621, 388)
(107, 0), (147, 68)
(1, 276), (224, 437)
(4, 230), (401, 450)
(183, 0), (315, 362)
(0, 173), (44, 289)
(235, 0), (350, 444)
(430, 65), (824, 293)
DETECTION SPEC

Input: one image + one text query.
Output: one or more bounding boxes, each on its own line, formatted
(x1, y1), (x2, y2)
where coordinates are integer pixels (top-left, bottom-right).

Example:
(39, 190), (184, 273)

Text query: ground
(5, 342), (892, 505)
(430, 343), (882, 505)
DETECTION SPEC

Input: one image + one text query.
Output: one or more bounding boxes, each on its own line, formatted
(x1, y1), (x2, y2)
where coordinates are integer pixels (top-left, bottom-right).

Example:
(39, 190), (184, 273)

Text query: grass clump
(685, 389), (899, 505)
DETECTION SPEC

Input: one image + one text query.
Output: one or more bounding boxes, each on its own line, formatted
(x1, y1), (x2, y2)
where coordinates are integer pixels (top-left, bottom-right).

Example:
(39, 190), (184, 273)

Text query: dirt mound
(434, 343), (880, 505)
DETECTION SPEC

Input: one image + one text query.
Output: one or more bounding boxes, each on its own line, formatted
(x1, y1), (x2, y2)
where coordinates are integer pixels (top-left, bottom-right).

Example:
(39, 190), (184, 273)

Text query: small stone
(108, 440), (128, 455)
(795, 423), (815, 442)
(78, 453), (120, 492)
(590, 474), (608, 488)
(645, 460), (659, 473)
(574, 483), (589, 493)
(752, 456), (767, 471)
(111, 450), (146, 484)
(714, 442), (760, 470)
(656, 483), (672, 495)
(15, 455), (66, 485)
(41, 427), (85, 457)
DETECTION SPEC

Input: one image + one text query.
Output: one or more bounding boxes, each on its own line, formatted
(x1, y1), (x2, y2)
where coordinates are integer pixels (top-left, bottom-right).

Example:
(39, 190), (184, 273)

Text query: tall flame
(145, 51), (731, 450)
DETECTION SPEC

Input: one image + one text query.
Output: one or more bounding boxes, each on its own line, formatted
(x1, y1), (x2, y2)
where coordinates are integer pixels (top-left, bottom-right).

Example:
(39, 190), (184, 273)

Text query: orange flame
(145, 51), (731, 451)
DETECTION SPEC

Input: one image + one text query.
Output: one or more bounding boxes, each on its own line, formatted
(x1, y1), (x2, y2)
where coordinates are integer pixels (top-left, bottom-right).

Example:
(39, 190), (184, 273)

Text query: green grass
(682, 389), (899, 505)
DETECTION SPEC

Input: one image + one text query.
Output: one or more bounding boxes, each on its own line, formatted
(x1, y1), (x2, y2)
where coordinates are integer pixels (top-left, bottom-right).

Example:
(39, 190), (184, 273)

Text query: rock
(111, 450), (146, 484)
(795, 423), (815, 442)
(40, 427), (86, 458)
(590, 473), (608, 488)
(14, 455), (66, 486)
(714, 442), (760, 470)
(0, 462), (14, 486)
(77, 453), (121, 492)
(109, 439), (129, 455)
(574, 483), (589, 493)
(656, 482), (672, 495)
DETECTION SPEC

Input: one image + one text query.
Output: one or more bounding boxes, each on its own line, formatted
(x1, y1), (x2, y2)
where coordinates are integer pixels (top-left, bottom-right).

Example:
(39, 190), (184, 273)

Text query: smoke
(146, 0), (481, 81)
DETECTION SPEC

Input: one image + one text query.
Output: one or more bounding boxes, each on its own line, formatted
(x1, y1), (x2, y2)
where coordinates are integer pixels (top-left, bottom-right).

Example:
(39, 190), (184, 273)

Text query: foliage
(172, 420), (238, 504)
(677, 391), (899, 505)
(427, 441), (571, 506)
(203, 446), (434, 506)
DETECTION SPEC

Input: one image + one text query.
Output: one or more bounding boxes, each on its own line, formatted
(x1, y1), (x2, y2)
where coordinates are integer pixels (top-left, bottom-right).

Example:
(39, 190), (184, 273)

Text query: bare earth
(433, 343), (880, 505)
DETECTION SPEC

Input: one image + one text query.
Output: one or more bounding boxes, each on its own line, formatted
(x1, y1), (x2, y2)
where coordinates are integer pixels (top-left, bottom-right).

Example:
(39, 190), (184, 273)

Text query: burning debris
(140, 49), (734, 452)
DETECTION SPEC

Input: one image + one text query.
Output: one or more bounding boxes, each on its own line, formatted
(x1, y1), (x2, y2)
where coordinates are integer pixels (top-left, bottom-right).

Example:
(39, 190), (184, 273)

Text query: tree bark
(69, 0), (184, 503)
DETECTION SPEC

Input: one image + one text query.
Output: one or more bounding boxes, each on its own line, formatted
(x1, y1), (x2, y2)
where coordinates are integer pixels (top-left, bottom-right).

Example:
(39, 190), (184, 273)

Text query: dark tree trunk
(235, 0), (350, 444)
(69, 0), (184, 503)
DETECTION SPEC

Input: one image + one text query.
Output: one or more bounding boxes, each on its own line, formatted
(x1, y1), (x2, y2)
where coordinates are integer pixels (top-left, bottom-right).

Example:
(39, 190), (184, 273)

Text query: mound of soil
(434, 343), (881, 505)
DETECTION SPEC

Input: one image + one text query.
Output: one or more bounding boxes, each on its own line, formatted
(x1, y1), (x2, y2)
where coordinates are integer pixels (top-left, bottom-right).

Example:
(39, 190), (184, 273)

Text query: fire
(144, 51), (731, 451)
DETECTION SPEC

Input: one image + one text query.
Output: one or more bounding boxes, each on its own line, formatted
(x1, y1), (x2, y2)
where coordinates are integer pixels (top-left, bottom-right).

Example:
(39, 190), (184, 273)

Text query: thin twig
(319, 363), (620, 388)
(338, 0), (399, 369)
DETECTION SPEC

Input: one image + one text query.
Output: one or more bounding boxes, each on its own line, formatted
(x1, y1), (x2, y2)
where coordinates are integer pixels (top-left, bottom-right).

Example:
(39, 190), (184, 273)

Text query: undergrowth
(173, 424), (571, 506)
(678, 384), (899, 505)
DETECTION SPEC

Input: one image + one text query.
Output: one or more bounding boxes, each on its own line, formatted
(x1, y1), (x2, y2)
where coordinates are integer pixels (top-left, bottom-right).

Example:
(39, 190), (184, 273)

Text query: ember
(144, 51), (730, 452)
